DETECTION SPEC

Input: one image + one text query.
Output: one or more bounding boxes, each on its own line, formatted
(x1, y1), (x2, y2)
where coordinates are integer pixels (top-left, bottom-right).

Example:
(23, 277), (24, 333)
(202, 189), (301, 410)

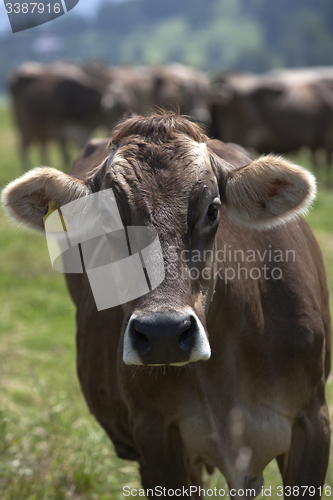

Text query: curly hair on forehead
(109, 112), (208, 146)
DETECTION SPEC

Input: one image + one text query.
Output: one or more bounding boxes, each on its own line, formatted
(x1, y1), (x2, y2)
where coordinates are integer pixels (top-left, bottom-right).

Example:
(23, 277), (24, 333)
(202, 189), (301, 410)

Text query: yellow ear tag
(43, 201), (67, 231)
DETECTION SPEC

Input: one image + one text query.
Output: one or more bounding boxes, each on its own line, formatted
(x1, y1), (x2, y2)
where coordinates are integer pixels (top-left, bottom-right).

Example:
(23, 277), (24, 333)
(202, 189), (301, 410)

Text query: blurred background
(1, 0), (333, 81)
(1, 0), (333, 499)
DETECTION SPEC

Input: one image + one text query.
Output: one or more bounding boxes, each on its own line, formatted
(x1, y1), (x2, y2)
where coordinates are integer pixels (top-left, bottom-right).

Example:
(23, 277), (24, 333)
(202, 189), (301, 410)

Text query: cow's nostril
(178, 329), (191, 349)
(178, 319), (195, 351)
(131, 329), (150, 354)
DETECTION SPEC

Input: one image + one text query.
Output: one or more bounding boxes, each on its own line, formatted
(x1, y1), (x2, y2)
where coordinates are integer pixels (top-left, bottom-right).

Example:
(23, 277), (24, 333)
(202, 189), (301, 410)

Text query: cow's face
(97, 135), (220, 366)
(2, 115), (316, 367)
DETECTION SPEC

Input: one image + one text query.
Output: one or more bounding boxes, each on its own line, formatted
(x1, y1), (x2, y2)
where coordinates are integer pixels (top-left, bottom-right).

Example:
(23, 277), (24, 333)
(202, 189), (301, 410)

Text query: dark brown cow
(210, 71), (333, 184)
(2, 114), (331, 499)
(152, 64), (212, 125)
(9, 63), (211, 172)
(100, 64), (212, 126)
(8, 62), (127, 170)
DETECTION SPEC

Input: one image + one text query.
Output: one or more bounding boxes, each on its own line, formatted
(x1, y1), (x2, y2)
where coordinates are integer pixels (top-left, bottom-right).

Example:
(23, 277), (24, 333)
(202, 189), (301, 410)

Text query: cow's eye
(206, 200), (221, 224)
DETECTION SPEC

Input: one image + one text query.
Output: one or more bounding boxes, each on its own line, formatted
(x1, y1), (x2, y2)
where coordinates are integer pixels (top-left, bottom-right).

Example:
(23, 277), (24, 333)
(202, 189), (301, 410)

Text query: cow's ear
(223, 155), (316, 229)
(2, 167), (90, 231)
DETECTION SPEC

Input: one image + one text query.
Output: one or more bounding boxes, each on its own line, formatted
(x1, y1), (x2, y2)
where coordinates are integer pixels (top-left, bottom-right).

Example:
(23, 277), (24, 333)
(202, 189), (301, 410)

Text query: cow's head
(101, 79), (138, 125)
(154, 66), (212, 126)
(2, 114), (316, 366)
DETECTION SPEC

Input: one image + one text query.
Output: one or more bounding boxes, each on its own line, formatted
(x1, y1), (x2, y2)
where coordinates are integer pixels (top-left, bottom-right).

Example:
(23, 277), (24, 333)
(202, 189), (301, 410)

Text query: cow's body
(9, 63), (211, 172)
(210, 71), (333, 181)
(8, 63), (126, 169)
(2, 114), (331, 499)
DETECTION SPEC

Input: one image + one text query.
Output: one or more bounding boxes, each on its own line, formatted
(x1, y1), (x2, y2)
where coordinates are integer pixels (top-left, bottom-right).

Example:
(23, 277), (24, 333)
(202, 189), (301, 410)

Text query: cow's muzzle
(123, 310), (211, 365)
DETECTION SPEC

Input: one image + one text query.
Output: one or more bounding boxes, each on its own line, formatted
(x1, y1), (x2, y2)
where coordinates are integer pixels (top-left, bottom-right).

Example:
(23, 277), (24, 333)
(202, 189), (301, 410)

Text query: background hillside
(1, 0), (333, 89)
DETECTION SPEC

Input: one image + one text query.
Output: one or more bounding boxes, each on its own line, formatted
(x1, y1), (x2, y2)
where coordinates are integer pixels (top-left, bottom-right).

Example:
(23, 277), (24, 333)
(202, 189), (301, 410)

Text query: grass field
(0, 103), (333, 500)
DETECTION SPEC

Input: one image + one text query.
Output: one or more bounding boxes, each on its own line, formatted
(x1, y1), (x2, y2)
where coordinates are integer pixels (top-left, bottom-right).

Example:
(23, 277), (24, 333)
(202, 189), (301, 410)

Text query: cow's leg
(20, 136), (30, 171)
(189, 464), (203, 500)
(276, 398), (330, 500)
(311, 149), (319, 173)
(59, 139), (71, 168)
(40, 140), (50, 166)
(135, 422), (200, 499)
(326, 149), (332, 188)
(139, 462), (202, 500)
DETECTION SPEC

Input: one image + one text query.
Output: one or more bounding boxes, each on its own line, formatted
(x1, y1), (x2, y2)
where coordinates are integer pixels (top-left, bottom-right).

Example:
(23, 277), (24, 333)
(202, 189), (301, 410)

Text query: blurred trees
(1, 0), (333, 90)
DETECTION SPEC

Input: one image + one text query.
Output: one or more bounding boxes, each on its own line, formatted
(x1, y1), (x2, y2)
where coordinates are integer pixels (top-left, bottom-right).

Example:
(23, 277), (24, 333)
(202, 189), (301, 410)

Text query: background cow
(9, 62), (212, 172)
(151, 63), (212, 125)
(8, 62), (128, 170)
(2, 114), (331, 499)
(210, 70), (333, 186)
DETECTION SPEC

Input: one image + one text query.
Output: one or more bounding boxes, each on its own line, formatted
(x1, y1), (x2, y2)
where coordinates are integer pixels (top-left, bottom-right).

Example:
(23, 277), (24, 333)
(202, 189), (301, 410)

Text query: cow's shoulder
(71, 138), (111, 179)
(207, 138), (253, 169)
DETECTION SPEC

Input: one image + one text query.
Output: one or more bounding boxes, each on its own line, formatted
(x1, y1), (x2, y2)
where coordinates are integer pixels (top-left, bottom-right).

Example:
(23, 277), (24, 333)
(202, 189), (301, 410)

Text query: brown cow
(210, 70), (333, 185)
(8, 62), (128, 170)
(152, 64), (212, 125)
(2, 114), (331, 499)
(100, 64), (212, 126)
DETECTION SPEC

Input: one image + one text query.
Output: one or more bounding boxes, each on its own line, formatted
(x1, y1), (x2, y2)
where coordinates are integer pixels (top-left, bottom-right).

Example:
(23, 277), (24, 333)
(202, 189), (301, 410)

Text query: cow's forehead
(99, 136), (217, 228)
(107, 136), (214, 195)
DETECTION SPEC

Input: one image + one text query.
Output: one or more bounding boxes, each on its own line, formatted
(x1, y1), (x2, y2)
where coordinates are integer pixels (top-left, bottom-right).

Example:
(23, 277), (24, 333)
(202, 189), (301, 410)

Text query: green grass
(0, 104), (333, 499)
